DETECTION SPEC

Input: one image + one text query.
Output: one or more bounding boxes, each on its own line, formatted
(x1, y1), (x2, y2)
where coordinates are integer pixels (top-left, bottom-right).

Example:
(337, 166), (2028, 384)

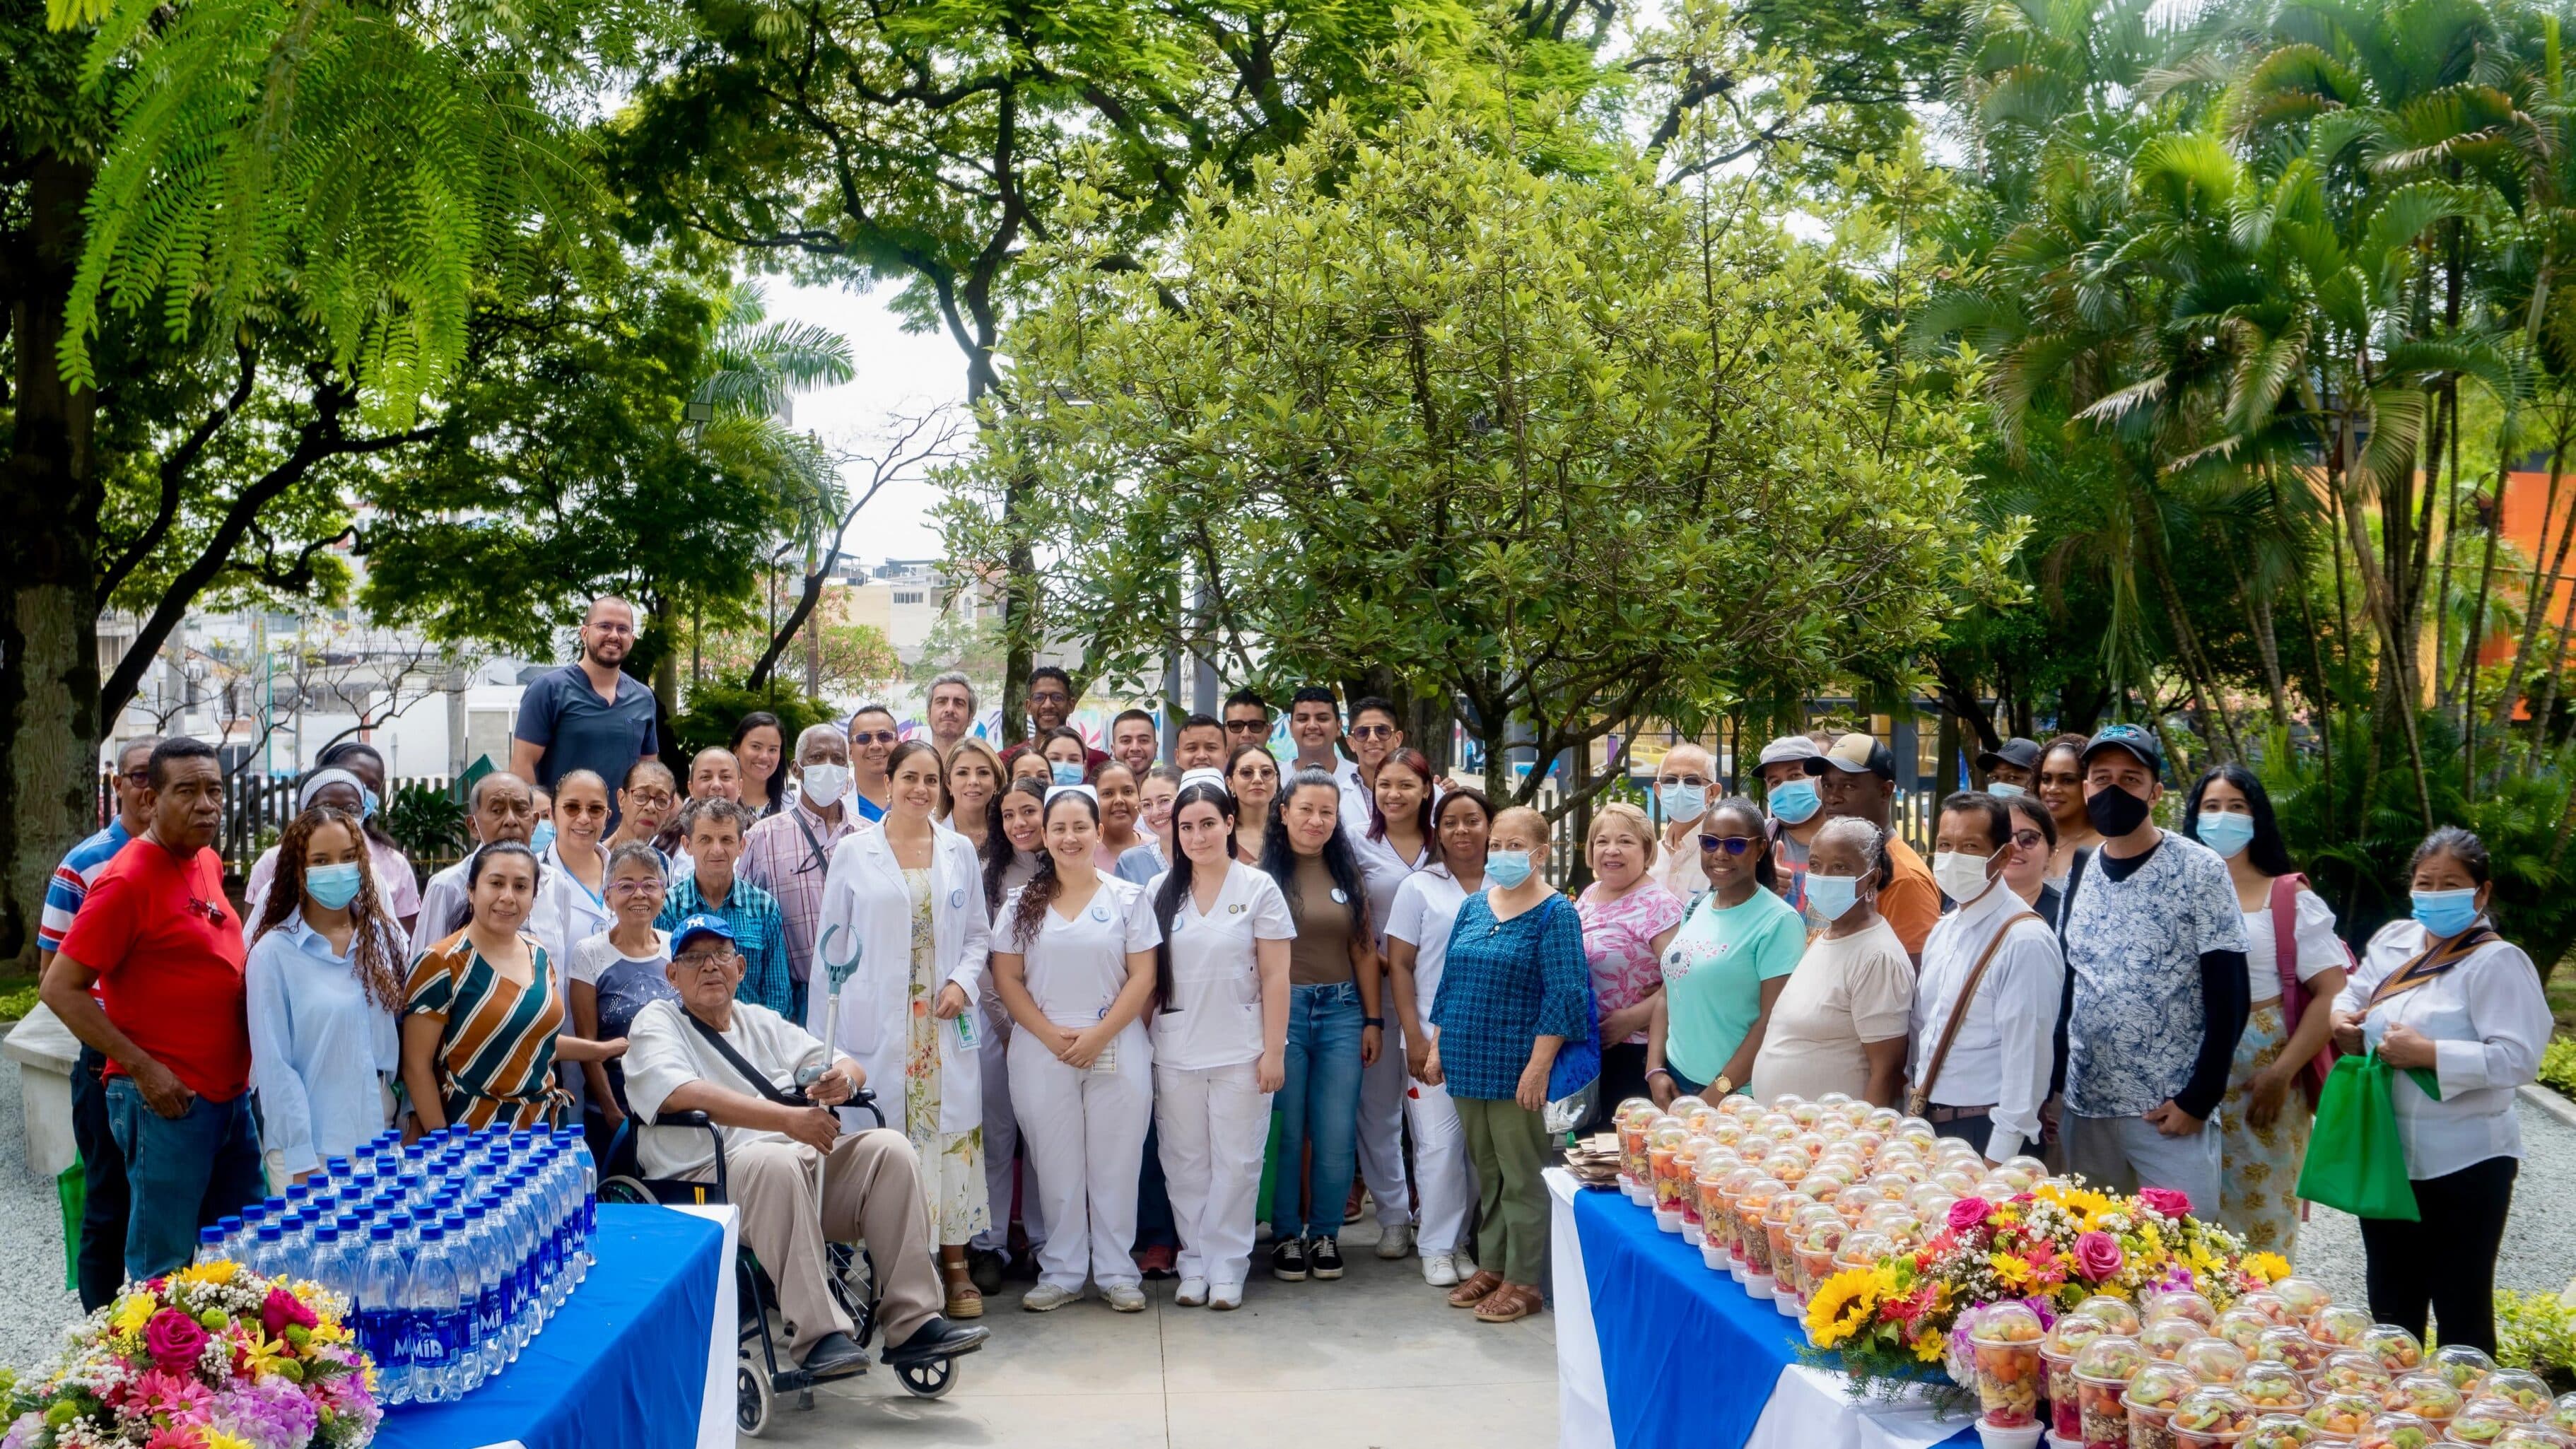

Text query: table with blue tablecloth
(1547, 1168), (1977, 1449)
(377, 1203), (739, 1449)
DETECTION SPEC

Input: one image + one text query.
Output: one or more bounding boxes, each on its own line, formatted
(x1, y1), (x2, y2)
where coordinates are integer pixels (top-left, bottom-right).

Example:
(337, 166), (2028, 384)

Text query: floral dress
(903, 866), (990, 1245)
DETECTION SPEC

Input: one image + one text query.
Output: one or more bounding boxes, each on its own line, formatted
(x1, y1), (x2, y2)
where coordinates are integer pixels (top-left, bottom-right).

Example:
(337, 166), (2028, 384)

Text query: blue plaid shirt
(1429, 892), (1594, 1101)
(658, 872), (791, 1017)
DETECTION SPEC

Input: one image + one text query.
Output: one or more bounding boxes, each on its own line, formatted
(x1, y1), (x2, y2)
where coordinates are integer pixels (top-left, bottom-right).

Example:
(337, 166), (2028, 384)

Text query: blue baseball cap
(670, 913), (737, 955)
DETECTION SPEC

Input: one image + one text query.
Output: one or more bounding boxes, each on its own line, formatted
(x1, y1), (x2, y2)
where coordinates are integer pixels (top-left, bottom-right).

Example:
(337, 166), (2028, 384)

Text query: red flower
(2137, 1187), (2193, 1219)
(2072, 1231), (2124, 1283)
(1946, 1197), (1993, 1233)
(262, 1286), (318, 1339)
(144, 1308), (209, 1373)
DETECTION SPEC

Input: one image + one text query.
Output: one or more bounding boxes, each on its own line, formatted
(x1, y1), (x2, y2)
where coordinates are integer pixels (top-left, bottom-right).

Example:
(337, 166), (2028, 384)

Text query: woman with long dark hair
(731, 710), (787, 818)
(1386, 786), (1494, 1289)
(2331, 827), (2550, 1353)
(1145, 773), (1292, 1308)
(1262, 768), (1381, 1284)
(2182, 763), (2348, 1253)
(312, 740), (423, 934)
(973, 773), (1050, 1277)
(1225, 744), (1280, 864)
(1353, 748), (1436, 1260)
(2035, 734), (2100, 880)
(247, 805), (408, 1186)
(989, 787), (1159, 1312)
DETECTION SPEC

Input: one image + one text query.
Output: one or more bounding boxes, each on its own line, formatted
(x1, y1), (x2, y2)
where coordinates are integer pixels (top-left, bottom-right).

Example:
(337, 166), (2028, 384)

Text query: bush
(2541, 1038), (2576, 1102)
(669, 681), (841, 761)
(0, 985), (38, 1022)
(2495, 1289), (2576, 1393)
(380, 780), (467, 874)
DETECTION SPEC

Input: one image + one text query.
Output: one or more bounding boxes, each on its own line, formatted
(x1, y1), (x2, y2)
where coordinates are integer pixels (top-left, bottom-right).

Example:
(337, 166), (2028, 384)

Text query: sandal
(1446, 1270), (1504, 1308)
(1474, 1283), (1542, 1324)
(943, 1263), (985, 1320)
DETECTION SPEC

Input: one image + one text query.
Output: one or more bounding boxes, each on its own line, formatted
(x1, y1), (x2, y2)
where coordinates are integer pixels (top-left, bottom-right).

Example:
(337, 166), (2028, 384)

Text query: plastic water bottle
(561, 1130), (598, 1276)
(250, 1224), (286, 1281)
(438, 1212), (481, 1395)
(357, 1224), (409, 1407)
(388, 1211), (418, 1271)
(277, 1212), (310, 1282)
(464, 1204), (505, 1383)
(196, 1224), (228, 1266)
(308, 1224), (344, 1301)
(405, 1222), (458, 1404)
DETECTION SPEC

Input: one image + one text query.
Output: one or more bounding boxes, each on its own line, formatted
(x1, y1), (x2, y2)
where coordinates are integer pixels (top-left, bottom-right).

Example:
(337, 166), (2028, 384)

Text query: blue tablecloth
(1569, 1185), (1975, 1449)
(377, 1205), (722, 1449)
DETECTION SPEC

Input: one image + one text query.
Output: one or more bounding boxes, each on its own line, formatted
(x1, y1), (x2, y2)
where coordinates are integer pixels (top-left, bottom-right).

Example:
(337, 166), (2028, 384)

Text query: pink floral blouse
(1576, 880), (1687, 1043)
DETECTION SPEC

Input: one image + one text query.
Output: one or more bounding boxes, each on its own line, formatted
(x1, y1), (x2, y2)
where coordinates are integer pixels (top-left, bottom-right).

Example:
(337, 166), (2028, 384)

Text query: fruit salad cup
(2217, 1308), (2279, 1356)
(2550, 1394), (2576, 1435)
(1971, 1302), (2048, 1429)
(2270, 1277), (2331, 1325)
(2447, 1402), (2530, 1446)
(2181, 1338), (2252, 1388)
(2076, 1296), (2145, 1338)
(2245, 1412), (2322, 1449)
(2073, 1335), (2149, 1449)
(2256, 1329), (2331, 1378)
(1763, 1192), (1811, 1313)
(2476, 1371), (2554, 1419)
(2172, 1387), (2260, 1448)
(2305, 1392), (2384, 1442)
(1615, 1104), (1662, 1200)
(2388, 1374), (2464, 1428)
(2235, 1362), (2312, 1414)
(1648, 1122), (1694, 1231)
(1694, 1163), (1738, 1272)
(2431, 1347), (2496, 1395)
(1793, 1217), (1847, 1308)
(1733, 1178), (1787, 1295)
(2146, 1318), (2213, 1362)
(2360, 1327), (2426, 1377)
(2235, 1292), (2296, 1328)
(2311, 1306), (2375, 1351)
(2128, 1362), (2203, 1449)
(1716, 1167), (1764, 1279)
(2044, 1315), (2115, 1441)
(2492, 1426), (2576, 1449)
(2313, 1353), (2396, 1400)
(2150, 1291), (2223, 1332)
(2354, 1412), (2438, 1449)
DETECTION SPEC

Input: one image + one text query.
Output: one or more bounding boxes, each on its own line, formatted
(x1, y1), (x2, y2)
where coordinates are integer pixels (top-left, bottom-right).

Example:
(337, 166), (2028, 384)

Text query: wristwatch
(1362, 1016), (1386, 1028)
(1712, 1074), (1735, 1096)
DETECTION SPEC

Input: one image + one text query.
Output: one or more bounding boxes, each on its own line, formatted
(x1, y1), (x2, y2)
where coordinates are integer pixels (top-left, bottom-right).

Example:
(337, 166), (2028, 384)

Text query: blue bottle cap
(263, 1195), (287, 1213)
(371, 1224), (395, 1242)
(420, 1224), (444, 1243)
(257, 1224), (283, 1242)
(219, 1215), (243, 1233)
(337, 1214), (361, 1233)
(464, 1204), (485, 1221)
(443, 1213), (467, 1231)
(315, 1226), (339, 1245)
(198, 1226), (223, 1244)
(389, 1212), (413, 1231)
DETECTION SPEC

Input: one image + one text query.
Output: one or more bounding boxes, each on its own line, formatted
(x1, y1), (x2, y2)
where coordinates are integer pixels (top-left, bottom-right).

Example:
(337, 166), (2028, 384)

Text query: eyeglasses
(626, 790), (674, 807)
(188, 897), (230, 925)
(1224, 719), (1267, 734)
(608, 879), (663, 896)
(1661, 775), (1712, 789)
(559, 802), (608, 817)
(117, 768), (151, 787)
(2011, 829), (2047, 850)
(585, 620), (634, 635)
(850, 730), (899, 746)
(1350, 724), (1395, 739)
(675, 950), (739, 970)
(1697, 835), (1760, 855)
(1028, 691), (1070, 706)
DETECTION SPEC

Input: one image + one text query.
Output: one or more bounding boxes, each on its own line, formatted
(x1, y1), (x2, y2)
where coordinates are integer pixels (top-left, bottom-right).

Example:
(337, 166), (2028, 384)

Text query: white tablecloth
(1545, 1170), (1970, 1449)
(672, 1204), (740, 1449)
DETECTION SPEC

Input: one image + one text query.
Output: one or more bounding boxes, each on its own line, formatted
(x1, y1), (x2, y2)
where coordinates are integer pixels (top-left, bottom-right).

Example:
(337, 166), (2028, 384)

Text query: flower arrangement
(0, 1261), (378, 1449)
(1803, 1178), (2288, 1399)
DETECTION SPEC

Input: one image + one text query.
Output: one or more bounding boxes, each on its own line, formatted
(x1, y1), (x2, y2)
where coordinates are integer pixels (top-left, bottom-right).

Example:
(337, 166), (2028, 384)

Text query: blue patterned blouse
(1429, 892), (1593, 1101)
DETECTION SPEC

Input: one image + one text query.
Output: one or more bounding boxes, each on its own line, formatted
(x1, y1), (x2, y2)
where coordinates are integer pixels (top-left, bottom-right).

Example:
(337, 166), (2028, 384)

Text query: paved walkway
(763, 1220), (1561, 1449)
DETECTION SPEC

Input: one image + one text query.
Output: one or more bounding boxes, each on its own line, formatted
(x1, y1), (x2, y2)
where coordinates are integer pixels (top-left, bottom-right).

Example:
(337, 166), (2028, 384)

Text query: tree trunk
(2457, 448), (2508, 795)
(2, 153), (105, 968)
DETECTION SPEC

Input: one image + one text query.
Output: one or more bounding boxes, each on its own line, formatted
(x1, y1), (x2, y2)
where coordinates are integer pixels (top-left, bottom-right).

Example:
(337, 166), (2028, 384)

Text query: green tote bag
(2296, 1048), (2438, 1222)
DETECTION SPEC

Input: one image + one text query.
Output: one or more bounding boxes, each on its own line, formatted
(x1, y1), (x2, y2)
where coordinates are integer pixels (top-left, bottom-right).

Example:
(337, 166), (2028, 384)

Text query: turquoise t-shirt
(1660, 886), (1807, 1086)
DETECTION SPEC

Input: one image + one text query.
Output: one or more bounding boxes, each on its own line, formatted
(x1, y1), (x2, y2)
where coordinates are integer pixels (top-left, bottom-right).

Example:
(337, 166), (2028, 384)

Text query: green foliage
(947, 95), (2011, 804)
(0, 984), (40, 1022)
(377, 782), (466, 872)
(2539, 1038), (2576, 1100)
(2495, 1288), (2576, 1392)
(669, 682), (840, 763)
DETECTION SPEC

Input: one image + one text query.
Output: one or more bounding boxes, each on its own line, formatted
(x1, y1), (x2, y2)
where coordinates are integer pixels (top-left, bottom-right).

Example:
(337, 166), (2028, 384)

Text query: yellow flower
(238, 1331), (295, 1382)
(1988, 1253), (2032, 1288)
(175, 1260), (240, 1287)
(1805, 1269), (1883, 1348)
(2242, 1252), (2291, 1284)
(203, 1431), (254, 1449)
(1913, 1330), (1946, 1363)
(110, 1294), (156, 1337)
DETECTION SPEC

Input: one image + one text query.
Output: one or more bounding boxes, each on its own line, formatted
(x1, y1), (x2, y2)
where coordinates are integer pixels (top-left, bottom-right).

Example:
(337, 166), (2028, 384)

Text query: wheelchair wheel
(736, 1351), (774, 1437)
(894, 1356), (958, 1400)
(597, 1175), (655, 1206)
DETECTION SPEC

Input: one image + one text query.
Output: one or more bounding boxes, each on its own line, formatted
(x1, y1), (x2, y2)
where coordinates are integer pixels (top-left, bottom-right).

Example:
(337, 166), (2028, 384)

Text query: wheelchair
(595, 1089), (972, 1436)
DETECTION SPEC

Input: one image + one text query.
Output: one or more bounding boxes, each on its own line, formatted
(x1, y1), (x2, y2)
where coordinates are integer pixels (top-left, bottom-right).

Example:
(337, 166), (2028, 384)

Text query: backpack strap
(1907, 907), (2039, 1117)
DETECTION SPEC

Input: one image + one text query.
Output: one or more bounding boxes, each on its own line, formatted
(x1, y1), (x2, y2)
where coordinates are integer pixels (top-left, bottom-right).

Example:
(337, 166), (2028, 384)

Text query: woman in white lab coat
(990, 785), (1159, 1313)
(813, 741), (992, 1318)
(1146, 772), (1291, 1310)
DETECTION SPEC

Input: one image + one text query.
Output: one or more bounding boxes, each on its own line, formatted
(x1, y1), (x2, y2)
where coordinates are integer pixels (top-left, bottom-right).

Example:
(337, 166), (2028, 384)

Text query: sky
(769, 278), (972, 564)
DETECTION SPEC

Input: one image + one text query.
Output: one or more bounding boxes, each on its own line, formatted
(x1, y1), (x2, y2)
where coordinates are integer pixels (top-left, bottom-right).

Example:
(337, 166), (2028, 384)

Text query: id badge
(954, 1011), (981, 1052)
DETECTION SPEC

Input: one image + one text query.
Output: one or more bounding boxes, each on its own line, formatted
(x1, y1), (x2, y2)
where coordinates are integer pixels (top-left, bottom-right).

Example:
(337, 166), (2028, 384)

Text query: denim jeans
(1271, 980), (1365, 1242)
(73, 1046), (131, 1311)
(105, 1079), (264, 1281)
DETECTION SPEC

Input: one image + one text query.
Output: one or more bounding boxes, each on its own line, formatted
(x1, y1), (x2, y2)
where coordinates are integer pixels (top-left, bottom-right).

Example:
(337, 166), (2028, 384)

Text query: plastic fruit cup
(2353, 1411), (2437, 1449)
(1974, 1337), (2045, 1429)
(2389, 1375), (2464, 1427)
(2304, 1392), (2380, 1441)
(2076, 1374), (2131, 1449)
(2172, 1388), (2259, 1448)
(2127, 1365), (2203, 1449)
(2042, 1351), (2080, 1440)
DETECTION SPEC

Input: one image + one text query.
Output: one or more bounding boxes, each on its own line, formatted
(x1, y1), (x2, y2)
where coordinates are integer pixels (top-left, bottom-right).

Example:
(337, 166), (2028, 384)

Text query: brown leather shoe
(1446, 1270), (1504, 1308)
(1474, 1283), (1544, 1324)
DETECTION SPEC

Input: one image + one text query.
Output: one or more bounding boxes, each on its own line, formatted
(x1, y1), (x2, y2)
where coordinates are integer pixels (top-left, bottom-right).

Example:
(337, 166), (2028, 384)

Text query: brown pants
(700, 1128), (941, 1362)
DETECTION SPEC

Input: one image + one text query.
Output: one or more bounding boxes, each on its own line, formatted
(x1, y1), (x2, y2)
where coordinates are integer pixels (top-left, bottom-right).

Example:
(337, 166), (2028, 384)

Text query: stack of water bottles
(192, 1126), (599, 1409)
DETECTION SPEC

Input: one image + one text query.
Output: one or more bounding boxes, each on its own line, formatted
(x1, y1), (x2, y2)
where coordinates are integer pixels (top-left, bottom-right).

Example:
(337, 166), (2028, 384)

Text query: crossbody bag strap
(1907, 907), (2039, 1118)
(679, 1009), (812, 1111)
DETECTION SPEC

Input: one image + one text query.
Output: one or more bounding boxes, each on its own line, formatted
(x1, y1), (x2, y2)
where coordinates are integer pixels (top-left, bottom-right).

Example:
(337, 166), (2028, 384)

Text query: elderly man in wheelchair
(623, 914), (990, 1385)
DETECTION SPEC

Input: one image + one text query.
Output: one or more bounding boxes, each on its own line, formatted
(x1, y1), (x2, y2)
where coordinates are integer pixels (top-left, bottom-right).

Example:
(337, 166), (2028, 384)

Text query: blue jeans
(105, 1079), (264, 1281)
(73, 1046), (131, 1310)
(1271, 980), (1364, 1242)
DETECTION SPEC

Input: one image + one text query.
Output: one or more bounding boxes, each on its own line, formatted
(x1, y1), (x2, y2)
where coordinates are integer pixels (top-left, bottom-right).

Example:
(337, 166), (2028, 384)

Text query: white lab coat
(811, 823), (990, 1136)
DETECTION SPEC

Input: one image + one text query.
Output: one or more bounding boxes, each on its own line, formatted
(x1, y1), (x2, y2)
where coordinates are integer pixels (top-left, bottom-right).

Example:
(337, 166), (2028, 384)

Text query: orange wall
(2483, 464), (2575, 668)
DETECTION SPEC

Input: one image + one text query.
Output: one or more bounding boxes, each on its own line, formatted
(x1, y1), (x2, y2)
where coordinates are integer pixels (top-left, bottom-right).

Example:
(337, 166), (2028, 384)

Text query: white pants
(1357, 1021), (1415, 1226)
(1009, 1026), (1152, 1293)
(1154, 1060), (1273, 1289)
(1405, 1074), (1475, 1256)
(975, 1007), (1044, 1253)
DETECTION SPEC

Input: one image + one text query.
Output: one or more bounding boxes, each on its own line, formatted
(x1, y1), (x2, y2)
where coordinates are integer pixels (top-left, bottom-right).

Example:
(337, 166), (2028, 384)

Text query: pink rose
(2072, 1231), (2124, 1283)
(1946, 1197), (1993, 1233)
(262, 1286), (317, 1339)
(2136, 1187), (2193, 1219)
(144, 1308), (209, 1373)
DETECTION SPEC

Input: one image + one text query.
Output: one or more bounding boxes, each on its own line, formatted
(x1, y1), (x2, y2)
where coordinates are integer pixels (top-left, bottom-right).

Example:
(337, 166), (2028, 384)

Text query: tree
(944, 96), (2011, 811)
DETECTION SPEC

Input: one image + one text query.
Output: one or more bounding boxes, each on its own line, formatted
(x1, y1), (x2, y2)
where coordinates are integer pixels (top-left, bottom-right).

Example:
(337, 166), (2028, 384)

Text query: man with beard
(998, 666), (1108, 773)
(512, 596), (662, 805)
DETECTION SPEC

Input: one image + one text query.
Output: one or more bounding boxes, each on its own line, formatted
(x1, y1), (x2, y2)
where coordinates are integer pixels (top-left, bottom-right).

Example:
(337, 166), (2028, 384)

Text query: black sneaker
(1270, 1238), (1309, 1281)
(966, 1246), (1007, 1294)
(1309, 1236), (1344, 1280)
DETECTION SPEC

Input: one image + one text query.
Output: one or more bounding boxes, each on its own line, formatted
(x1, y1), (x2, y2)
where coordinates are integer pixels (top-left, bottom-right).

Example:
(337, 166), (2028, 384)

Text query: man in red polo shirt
(44, 737), (264, 1279)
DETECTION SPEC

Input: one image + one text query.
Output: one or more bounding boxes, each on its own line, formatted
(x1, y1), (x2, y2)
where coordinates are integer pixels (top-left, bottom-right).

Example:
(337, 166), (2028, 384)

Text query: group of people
(28, 592), (2557, 1387)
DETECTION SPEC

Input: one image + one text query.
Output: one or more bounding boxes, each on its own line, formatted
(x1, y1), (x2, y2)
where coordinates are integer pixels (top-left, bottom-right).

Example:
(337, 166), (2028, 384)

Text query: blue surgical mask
(1769, 778), (1821, 826)
(1987, 782), (2027, 799)
(2196, 811), (2256, 860)
(360, 786), (380, 821)
(529, 821), (556, 855)
(1050, 761), (1086, 787)
(1806, 872), (1863, 924)
(1657, 781), (1709, 822)
(2411, 887), (2481, 938)
(305, 862), (364, 911)
(1484, 850), (1535, 890)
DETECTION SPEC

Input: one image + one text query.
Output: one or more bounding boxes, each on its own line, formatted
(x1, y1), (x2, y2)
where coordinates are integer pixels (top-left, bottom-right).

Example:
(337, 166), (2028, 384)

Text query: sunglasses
(117, 769), (151, 787)
(1350, 724), (1395, 739)
(851, 729), (899, 746)
(1697, 835), (1761, 855)
(1225, 720), (1267, 733)
(2011, 829), (2047, 850)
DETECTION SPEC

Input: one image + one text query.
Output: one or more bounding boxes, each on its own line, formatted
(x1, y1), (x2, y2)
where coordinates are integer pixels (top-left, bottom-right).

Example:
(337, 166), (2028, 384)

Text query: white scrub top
(1386, 867), (1476, 1009)
(1145, 861), (1294, 1071)
(1353, 833), (1432, 951)
(1002, 876), (1159, 1031)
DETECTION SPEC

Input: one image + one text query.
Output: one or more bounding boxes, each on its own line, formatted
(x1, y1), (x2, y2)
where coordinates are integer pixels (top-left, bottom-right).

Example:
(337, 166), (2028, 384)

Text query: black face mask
(2084, 783), (2153, 838)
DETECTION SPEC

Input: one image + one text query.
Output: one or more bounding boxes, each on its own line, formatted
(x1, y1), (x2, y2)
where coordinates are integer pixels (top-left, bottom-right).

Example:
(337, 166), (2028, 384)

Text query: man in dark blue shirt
(511, 596), (660, 818)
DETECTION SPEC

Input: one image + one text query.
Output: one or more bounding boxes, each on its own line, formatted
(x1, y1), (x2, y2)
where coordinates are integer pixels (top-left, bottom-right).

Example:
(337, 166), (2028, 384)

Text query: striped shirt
(738, 799), (862, 988)
(402, 933), (567, 1130)
(658, 872), (790, 1018)
(38, 820), (131, 954)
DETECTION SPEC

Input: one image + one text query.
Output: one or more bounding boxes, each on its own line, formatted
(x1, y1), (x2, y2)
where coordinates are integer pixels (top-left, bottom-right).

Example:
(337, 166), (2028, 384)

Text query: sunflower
(2240, 1252), (2290, 1284)
(1805, 1269), (1883, 1347)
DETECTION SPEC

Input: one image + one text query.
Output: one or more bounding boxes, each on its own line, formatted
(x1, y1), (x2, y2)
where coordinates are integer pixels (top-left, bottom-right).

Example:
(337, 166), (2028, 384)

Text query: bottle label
(360, 1305), (403, 1373)
(478, 1282), (505, 1345)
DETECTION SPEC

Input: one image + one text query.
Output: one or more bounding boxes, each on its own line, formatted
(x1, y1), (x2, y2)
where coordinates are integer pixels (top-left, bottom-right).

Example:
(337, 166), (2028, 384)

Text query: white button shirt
(1907, 880), (2063, 1161)
(2334, 918), (2551, 1181)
